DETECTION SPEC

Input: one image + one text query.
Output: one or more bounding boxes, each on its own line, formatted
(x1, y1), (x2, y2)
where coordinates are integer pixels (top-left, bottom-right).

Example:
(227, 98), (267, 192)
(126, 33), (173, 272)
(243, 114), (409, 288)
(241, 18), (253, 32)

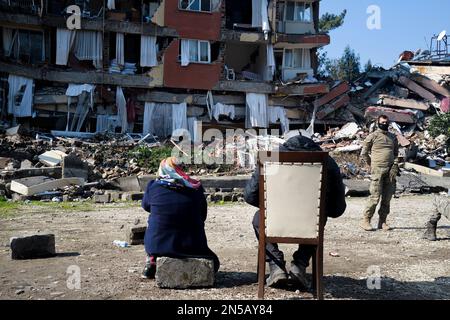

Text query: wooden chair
(257, 151), (328, 300)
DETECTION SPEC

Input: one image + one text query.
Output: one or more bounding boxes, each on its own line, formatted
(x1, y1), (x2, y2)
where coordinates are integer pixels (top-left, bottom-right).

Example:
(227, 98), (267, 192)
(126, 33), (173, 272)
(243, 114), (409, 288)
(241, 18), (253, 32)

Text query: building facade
(0, 0), (335, 139)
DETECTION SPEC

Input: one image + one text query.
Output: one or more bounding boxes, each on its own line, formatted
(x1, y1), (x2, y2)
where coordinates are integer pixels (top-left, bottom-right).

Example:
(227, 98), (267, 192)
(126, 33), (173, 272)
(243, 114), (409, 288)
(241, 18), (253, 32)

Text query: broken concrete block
(10, 176), (85, 196)
(393, 85), (410, 99)
(127, 226), (147, 245)
(94, 193), (110, 203)
(365, 106), (416, 124)
(121, 192), (144, 201)
(38, 150), (67, 167)
(396, 76), (438, 102)
(317, 94), (350, 120)
(10, 234), (56, 260)
(156, 257), (215, 289)
(62, 154), (89, 180)
(108, 192), (122, 202)
(0, 157), (12, 169)
(20, 160), (33, 169)
(377, 95), (430, 111)
(6, 125), (21, 136)
(314, 82), (350, 108)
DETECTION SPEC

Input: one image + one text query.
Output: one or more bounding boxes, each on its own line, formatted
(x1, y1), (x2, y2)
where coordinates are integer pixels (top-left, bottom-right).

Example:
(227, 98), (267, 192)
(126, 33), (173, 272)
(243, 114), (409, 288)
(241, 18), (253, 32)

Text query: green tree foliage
(428, 113), (450, 138)
(364, 59), (373, 73)
(319, 10), (347, 33)
(320, 46), (361, 81)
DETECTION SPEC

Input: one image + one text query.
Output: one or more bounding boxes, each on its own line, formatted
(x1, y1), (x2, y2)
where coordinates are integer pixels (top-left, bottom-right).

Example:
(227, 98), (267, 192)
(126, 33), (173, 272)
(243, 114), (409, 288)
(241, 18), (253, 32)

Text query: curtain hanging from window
(268, 106), (290, 134)
(245, 93), (268, 128)
(116, 86), (127, 133)
(73, 31), (103, 69)
(116, 33), (125, 66)
(140, 35), (158, 67)
(180, 39), (190, 66)
(2, 27), (14, 57)
(56, 28), (76, 65)
(7, 75), (34, 118)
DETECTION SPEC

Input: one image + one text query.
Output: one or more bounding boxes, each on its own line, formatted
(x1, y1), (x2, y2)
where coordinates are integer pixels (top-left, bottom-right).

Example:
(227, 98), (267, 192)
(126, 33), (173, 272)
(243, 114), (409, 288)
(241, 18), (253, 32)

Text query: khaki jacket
(361, 129), (399, 168)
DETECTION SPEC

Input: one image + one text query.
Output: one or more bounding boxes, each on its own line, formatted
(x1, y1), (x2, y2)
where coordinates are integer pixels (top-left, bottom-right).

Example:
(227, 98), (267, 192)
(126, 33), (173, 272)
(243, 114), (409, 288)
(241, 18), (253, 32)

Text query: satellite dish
(437, 30), (447, 41)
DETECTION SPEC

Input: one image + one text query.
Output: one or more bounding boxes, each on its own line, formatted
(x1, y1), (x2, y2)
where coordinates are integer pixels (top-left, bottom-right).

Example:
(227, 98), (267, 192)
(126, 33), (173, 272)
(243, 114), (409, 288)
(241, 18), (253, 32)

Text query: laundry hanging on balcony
(140, 35), (158, 67)
(212, 103), (236, 121)
(56, 28), (76, 65)
(107, 0), (115, 10)
(172, 102), (188, 133)
(7, 75), (34, 118)
(252, 0), (270, 34)
(245, 93), (268, 128)
(96, 115), (118, 133)
(268, 106), (290, 134)
(143, 102), (173, 138)
(73, 31), (103, 69)
(116, 86), (128, 133)
(116, 33), (125, 66)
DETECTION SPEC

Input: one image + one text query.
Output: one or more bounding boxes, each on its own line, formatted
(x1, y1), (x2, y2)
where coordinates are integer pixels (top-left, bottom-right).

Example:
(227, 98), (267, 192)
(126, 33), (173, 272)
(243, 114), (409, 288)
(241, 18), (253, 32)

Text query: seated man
(244, 135), (347, 288)
(141, 157), (220, 279)
(423, 194), (450, 241)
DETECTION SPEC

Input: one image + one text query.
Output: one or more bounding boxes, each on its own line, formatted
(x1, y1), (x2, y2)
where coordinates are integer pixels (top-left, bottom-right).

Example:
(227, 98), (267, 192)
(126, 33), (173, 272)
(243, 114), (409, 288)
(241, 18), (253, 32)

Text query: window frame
(284, 1), (312, 23)
(283, 48), (309, 69)
(179, 39), (211, 64)
(178, 0), (212, 13)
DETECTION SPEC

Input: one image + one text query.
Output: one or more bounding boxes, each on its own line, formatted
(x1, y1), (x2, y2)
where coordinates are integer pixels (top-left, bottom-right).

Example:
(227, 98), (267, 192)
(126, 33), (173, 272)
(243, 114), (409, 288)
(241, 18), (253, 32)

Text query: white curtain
(180, 39), (190, 67)
(266, 43), (275, 81)
(7, 75), (34, 118)
(107, 0), (115, 10)
(212, 103), (235, 121)
(252, 0), (270, 33)
(172, 102), (188, 133)
(73, 31), (103, 69)
(143, 102), (173, 138)
(140, 35), (157, 67)
(302, 48), (311, 69)
(116, 87), (127, 133)
(2, 28), (14, 57)
(143, 102), (156, 135)
(116, 33), (124, 66)
(56, 29), (76, 65)
(246, 93), (268, 128)
(268, 106), (290, 134)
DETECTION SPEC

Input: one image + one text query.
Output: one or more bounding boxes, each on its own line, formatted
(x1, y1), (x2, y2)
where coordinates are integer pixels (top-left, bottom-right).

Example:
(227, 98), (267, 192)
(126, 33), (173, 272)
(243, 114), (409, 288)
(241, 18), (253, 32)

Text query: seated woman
(141, 157), (220, 279)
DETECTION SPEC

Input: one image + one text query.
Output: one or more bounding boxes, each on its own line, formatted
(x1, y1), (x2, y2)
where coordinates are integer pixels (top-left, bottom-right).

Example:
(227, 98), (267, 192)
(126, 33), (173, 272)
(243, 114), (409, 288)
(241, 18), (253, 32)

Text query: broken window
(284, 48), (310, 68)
(285, 1), (312, 22)
(179, 0), (211, 12)
(225, 0), (253, 29)
(5, 29), (45, 65)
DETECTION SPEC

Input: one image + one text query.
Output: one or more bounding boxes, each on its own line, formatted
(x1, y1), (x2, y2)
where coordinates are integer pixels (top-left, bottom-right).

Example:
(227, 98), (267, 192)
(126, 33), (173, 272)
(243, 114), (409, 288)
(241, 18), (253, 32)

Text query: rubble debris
(374, 95), (430, 111)
(404, 163), (450, 178)
(10, 234), (56, 260)
(62, 154), (89, 180)
(127, 226), (147, 245)
(365, 106), (417, 124)
(6, 125), (21, 136)
(155, 257), (215, 289)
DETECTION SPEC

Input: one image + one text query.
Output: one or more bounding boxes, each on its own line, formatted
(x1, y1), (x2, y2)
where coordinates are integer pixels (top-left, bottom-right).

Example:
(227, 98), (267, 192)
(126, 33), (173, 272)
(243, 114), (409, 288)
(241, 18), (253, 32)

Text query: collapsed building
(0, 0), (338, 140)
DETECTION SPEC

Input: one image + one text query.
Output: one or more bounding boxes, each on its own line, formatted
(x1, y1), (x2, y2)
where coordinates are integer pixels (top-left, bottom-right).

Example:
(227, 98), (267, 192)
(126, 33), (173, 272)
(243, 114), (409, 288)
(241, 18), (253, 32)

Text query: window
(284, 48), (310, 68)
(180, 39), (211, 64)
(7, 29), (45, 64)
(285, 1), (312, 22)
(179, 0), (211, 12)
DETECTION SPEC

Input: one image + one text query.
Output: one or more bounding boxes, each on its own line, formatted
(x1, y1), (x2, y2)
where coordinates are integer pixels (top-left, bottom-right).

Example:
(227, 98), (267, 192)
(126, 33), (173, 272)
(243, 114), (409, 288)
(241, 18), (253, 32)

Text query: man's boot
(378, 215), (391, 231)
(360, 216), (374, 231)
(422, 221), (437, 241)
(266, 261), (289, 288)
(289, 261), (309, 289)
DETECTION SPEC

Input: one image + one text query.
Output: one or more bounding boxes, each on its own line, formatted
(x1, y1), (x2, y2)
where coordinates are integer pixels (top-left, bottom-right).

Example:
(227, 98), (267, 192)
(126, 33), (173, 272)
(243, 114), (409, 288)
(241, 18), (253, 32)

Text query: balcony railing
(0, 0), (42, 14)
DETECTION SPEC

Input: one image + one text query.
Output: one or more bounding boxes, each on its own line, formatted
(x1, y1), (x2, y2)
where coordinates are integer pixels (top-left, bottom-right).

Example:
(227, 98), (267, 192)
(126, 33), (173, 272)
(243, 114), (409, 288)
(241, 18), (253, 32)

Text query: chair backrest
(259, 151), (328, 242)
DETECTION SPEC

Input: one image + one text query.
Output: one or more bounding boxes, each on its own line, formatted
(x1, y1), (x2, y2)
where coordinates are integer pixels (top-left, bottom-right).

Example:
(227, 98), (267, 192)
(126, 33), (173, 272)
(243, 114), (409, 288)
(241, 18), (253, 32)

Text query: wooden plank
(404, 163), (450, 178)
(316, 94), (350, 120)
(409, 74), (450, 98)
(396, 76), (438, 102)
(10, 176), (85, 196)
(377, 95), (430, 111)
(313, 82), (349, 108)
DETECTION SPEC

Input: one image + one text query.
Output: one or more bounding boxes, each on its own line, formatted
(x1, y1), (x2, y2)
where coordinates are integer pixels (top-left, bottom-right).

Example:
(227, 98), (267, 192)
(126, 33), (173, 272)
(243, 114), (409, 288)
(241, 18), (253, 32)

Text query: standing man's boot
(360, 216), (374, 231)
(378, 215), (391, 231)
(422, 221), (437, 241)
(266, 261), (289, 288)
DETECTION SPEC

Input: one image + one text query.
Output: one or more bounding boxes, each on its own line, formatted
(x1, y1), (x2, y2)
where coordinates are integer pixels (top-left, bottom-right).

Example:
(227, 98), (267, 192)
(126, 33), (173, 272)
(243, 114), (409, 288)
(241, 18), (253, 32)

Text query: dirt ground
(0, 195), (449, 300)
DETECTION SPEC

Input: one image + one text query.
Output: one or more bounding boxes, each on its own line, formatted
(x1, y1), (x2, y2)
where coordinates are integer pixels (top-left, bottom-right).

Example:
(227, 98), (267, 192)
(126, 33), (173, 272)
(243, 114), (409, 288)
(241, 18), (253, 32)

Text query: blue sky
(320, 0), (450, 68)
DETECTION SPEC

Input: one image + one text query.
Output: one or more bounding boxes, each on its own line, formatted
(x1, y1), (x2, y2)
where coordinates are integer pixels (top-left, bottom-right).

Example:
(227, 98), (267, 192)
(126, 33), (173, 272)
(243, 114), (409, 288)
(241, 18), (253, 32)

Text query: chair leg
(311, 248), (317, 294)
(257, 238), (266, 299)
(316, 245), (324, 300)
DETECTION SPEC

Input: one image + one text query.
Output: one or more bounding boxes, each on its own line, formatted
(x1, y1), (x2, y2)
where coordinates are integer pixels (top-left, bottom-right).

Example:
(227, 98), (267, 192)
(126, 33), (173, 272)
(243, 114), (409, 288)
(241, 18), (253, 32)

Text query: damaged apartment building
(0, 0), (333, 140)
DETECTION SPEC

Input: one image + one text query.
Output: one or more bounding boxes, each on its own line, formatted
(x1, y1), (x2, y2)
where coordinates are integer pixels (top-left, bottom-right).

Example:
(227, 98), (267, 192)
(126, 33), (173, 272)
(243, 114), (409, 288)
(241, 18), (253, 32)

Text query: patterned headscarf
(157, 157), (201, 189)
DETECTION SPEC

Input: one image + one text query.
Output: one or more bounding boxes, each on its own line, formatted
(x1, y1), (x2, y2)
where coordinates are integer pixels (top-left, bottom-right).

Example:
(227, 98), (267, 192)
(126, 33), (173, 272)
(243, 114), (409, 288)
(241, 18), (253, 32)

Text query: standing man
(360, 115), (399, 231)
(423, 194), (450, 241)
